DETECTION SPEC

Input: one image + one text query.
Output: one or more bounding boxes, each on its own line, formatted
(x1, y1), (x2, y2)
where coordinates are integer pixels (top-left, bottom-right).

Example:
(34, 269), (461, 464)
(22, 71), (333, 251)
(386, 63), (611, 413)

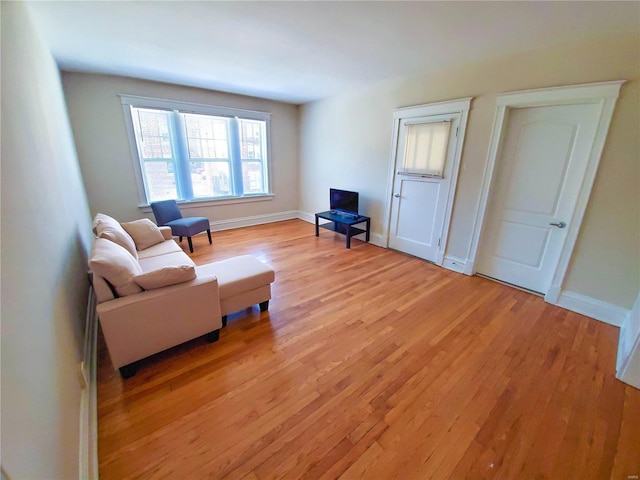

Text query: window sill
(139, 194), (274, 213)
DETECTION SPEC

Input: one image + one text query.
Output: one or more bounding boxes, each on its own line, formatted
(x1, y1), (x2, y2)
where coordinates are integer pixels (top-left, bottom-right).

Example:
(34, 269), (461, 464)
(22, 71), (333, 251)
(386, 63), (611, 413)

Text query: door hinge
(438, 238), (441, 247)
(456, 126), (459, 137)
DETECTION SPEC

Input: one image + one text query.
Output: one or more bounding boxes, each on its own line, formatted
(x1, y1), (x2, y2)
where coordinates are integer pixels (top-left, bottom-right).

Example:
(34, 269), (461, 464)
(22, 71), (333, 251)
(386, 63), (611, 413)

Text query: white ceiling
(27, 1), (639, 104)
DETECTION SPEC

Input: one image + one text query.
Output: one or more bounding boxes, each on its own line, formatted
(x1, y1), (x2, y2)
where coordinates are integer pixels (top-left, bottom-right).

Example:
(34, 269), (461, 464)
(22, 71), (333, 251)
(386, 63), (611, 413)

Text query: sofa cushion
(89, 238), (143, 297)
(121, 218), (165, 251)
(94, 213), (138, 259)
(137, 240), (183, 259)
(196, 255), (275, 300)
(138, 251), (195, 273)
(134, 265), (196, 290)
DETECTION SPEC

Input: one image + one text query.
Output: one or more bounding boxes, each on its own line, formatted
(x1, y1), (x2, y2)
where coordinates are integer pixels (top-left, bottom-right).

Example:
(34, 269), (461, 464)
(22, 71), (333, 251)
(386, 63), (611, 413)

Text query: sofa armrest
(97, 274), (222, 368)
(159, 226), (173, 240)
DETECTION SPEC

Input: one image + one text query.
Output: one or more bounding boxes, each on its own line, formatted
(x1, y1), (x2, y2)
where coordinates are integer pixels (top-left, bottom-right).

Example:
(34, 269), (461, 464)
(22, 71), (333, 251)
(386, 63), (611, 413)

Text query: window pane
(143, 161), (177, 201)
(191, 161), (232, 198)
(184, 114), (229, 159)
(187, 138), (202, 158)
(402, 121), (451, 177)
(133, 109), (173, 159)
(239, 119), (265, 160)
(242, 161), (265, 194)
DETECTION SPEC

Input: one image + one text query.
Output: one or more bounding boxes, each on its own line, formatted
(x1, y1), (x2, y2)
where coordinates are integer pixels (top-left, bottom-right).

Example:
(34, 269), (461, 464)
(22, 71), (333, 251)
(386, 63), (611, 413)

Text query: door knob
(549, 221), (566, 228)
(394, 193), (400, 198)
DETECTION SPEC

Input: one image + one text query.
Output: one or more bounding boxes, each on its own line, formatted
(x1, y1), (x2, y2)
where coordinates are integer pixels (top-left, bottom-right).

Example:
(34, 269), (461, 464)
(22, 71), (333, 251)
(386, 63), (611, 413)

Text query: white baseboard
(545, 285), (561, 304)
(443, 255), (466, 274)
(209, 210), (299, 232)
(79, 288), (99, 480)
(616, 294), (640, 387)
(616, 331), (640, 389)
(555, 291), (629, 327)
(297, 211), (315, 224)
(463, 260), (475, 276)
(368, 233), (387, 248)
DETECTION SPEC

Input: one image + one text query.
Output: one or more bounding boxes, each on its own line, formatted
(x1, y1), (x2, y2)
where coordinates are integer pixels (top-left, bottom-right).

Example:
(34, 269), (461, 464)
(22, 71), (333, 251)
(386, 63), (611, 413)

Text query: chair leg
(206, 329), (220, 343)
(187, 237), (194, 253)
(207, 229), (212, 244)
(119, 363), (138, 379)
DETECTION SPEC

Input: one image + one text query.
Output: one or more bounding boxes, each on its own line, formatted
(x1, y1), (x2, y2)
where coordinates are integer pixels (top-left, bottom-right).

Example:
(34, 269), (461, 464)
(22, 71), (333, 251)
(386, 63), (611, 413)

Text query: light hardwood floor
(97, 220), (639, 479)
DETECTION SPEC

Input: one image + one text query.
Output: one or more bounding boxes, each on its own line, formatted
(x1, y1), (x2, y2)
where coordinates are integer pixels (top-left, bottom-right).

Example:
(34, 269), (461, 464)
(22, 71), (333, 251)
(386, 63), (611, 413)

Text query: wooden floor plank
(96, 220), (640, 479)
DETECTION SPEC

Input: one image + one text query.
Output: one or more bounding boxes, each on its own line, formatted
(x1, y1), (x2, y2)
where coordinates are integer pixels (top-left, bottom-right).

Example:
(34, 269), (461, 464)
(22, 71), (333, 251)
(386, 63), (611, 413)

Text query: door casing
(384, 97), (472, 265)
(467, 81), (625, 304)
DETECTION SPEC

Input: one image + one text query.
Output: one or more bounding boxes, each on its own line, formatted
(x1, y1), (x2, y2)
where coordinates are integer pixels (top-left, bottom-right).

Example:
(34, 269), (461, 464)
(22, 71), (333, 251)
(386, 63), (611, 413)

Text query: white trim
(466, 104), (507, 274)
(207, 210), (298, 232)
(463, 259), (475, 276)
(297, 210), (315, 224)
(495, 81), (625, 107)
(441, 105), (470, 262)
(556, 291), (629, 327)
(119, 94), (271, 121)
(616, 294), (640, 387)
(382, 116), (402, 246)
(545, 285), (561, 305)
(466, 81), (625, 301)
(140, 194), (274, 213)
(121, 102), (148, 206)
(384, 97), (473, 261)
(368, 233), (387, 248)
(617, 331), (640, 389)
(616, 334), (640, 389)
(79, 288), (98, 480)
(394, 97), (473, 118)
(443, 255), (467, 274)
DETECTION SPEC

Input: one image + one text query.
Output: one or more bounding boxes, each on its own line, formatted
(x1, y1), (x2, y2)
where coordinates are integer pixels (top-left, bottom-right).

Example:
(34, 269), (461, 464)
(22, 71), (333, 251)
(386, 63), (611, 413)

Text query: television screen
(330, 188), (359, 216)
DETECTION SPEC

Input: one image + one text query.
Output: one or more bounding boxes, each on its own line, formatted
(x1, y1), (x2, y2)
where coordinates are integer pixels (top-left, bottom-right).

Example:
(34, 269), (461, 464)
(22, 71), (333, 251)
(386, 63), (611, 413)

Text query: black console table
(315, 211), (371, 249)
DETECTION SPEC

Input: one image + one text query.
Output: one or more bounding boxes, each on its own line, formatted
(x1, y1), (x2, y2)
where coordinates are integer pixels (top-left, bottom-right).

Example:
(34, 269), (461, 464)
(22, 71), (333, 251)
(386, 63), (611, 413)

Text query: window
(400, 120), (451, 177)
(122, 95), (271, 205)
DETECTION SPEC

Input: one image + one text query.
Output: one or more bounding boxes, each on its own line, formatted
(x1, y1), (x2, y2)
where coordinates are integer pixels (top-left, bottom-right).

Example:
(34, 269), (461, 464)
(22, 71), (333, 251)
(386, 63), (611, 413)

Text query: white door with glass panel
(477, 103), (601, 293)
(389, 114), (461, 262)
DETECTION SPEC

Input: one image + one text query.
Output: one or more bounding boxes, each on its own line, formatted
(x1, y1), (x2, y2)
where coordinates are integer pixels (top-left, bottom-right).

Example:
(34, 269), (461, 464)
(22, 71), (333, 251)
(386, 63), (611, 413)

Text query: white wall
(61, 73), (300, 224)
(300, 32), (639, 310)
(1, 2), (93, 478)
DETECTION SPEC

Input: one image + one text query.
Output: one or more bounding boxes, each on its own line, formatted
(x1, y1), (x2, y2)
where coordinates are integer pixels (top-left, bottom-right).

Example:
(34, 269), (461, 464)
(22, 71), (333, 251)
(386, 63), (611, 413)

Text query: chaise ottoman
(195, 255), (275, 325)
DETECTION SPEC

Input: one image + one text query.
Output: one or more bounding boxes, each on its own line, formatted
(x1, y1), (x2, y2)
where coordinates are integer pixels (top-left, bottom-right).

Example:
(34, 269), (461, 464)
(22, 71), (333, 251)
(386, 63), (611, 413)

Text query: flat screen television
(330, 188), (359, 216)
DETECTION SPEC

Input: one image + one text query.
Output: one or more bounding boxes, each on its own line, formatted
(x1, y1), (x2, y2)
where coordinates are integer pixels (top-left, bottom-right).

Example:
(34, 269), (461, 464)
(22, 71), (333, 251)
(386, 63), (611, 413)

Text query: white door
(389, 114), (461, 262)
(477, 103), (601, 293)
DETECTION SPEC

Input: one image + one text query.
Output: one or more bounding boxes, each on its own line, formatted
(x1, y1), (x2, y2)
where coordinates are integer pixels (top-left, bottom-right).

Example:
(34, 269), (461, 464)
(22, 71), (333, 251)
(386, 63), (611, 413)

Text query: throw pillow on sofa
(121, 218), (165, 251)
(134, 265), (196, 290)
(89, 238), (143, 297)
(93, 213), (138, 259)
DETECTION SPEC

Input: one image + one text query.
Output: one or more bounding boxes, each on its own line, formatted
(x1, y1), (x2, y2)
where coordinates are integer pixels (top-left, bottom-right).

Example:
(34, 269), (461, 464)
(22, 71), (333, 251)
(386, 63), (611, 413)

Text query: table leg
(366, 219), (371, 242)
(315, 215), (319, 237)
(346, 225), (351, 249)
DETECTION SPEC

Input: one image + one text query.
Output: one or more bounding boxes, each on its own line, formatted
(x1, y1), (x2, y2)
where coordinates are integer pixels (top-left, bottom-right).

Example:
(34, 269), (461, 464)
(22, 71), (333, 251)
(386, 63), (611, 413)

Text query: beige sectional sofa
(88, 214), (275, 378)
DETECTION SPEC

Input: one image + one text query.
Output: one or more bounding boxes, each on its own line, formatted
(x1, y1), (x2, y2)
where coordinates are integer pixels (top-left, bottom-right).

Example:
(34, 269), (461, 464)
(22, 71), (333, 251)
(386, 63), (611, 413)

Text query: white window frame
(120, 94), (273, 207)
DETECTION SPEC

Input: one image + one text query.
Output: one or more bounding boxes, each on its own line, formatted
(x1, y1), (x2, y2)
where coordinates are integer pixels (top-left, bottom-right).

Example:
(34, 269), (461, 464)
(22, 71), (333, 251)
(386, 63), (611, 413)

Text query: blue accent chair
(150, 200), (211, 253)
